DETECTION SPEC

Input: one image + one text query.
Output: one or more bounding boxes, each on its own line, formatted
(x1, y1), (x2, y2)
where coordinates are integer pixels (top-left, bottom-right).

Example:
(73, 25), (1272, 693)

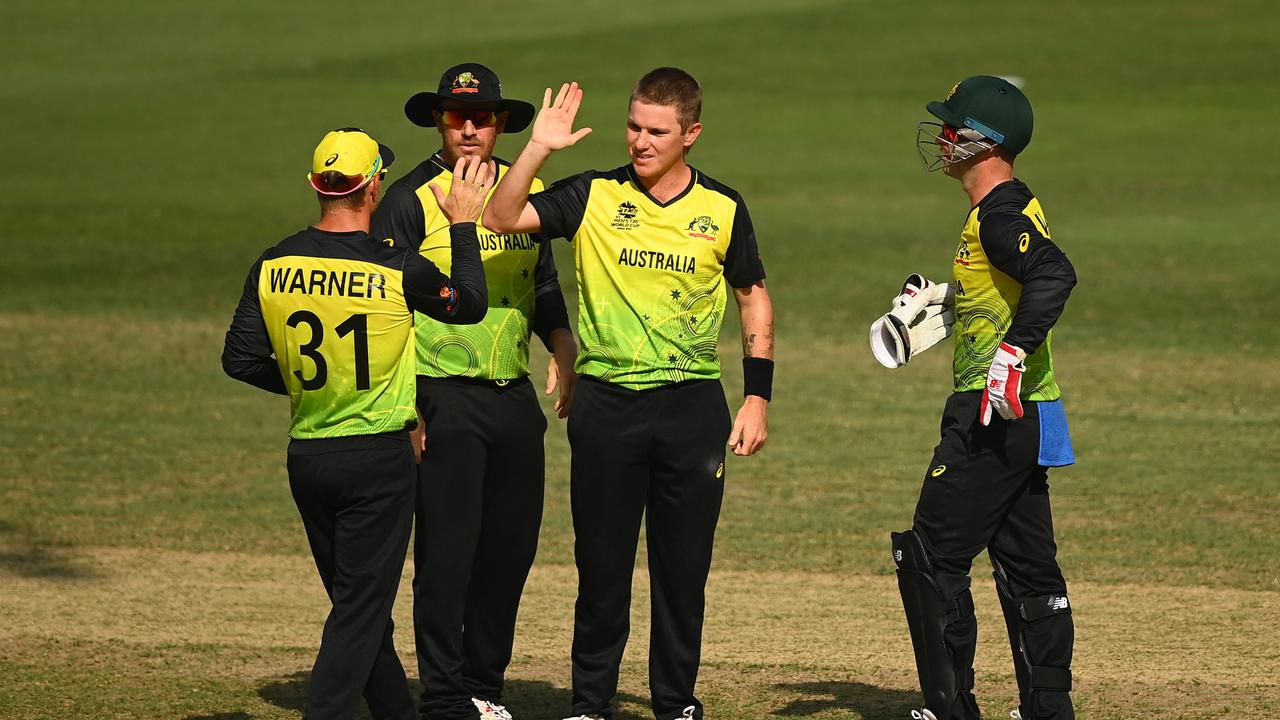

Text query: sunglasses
(310, 156), (387, 196)
(439, 109), (502, 128)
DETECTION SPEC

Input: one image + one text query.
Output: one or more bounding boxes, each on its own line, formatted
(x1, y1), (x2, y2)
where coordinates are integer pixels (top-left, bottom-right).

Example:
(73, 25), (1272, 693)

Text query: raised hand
(531, 82), (593, 151)
(430, 156), (496, 225)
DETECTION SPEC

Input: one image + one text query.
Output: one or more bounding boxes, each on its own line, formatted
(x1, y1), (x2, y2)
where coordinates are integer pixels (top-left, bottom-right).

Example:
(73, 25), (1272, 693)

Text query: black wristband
(742, 357), (774, 401)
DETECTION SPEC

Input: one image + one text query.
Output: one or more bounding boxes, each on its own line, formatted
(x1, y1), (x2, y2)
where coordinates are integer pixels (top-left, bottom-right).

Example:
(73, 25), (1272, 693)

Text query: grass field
(2, 1), (1279, 718)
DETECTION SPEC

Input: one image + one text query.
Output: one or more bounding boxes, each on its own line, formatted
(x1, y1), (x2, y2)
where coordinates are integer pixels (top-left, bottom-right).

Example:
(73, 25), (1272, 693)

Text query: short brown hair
(631, 67), (702, 131)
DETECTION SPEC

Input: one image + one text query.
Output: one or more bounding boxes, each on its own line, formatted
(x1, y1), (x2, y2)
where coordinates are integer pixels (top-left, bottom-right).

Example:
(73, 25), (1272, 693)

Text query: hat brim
(404, 92), (536, 133)
(926, 100), (963, 128)
(376, 142), (396, 171)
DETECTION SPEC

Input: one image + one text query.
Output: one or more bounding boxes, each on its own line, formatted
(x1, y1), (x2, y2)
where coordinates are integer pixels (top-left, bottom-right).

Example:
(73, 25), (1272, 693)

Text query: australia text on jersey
(477, 232), (536, 251)
(267, 265), (389, 299)
(617, 248), (696, 274)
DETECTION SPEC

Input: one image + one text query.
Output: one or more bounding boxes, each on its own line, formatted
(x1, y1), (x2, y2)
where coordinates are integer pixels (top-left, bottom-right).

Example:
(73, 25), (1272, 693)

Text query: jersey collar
(626, 164), (697, 208)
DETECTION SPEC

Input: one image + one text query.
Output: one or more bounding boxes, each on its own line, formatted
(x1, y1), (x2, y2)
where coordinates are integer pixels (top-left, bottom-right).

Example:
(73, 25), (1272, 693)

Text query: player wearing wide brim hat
(405, 62), (537, 133)
(886, 76), (1079, 720)
(374, 62), (576, 720)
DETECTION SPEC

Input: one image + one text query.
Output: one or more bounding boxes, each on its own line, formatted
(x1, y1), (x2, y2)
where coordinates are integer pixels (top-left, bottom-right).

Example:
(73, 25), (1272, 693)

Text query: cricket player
(484, 68), (773, 720)
(883, 77), (1078, 720)
(371, 62), (577, 720)
(221, 128), (492, 720)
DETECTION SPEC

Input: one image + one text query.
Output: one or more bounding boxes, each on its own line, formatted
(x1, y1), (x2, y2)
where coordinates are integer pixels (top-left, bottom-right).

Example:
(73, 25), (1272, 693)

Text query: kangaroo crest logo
(686, 215), (719, 241)
(451, 72), (480, 94)
(611, 201), (640, 230)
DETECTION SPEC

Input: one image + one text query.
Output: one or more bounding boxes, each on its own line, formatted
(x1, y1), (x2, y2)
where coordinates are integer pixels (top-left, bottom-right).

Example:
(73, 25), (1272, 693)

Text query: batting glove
(980, 342), (1027, 425)
(869, 274), (955, 369)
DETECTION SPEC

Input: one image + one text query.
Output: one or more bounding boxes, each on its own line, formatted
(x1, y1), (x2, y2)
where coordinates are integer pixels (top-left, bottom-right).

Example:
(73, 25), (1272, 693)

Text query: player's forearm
(484, 141), (553, 232)
(223, 357), (288, 394)
(1005, 257), (1077, 353)
(737, 285), (775, 360)
(442, 222), (488, 323)
(548, 327), (578, 365)
(532, 289), (572, 352)
(735, 283), (774, 402)
(222, 278), (288, 395)
(221, 342), (287, 395)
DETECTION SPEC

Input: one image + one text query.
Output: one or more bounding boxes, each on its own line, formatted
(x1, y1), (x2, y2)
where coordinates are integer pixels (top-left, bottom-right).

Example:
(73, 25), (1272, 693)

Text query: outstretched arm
(728, 282), (774, 456)
(484, 82), (592, 234)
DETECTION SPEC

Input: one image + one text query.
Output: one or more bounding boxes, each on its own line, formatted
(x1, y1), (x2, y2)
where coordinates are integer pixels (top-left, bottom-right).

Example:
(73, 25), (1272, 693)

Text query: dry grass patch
(3, 547), (1278, 718)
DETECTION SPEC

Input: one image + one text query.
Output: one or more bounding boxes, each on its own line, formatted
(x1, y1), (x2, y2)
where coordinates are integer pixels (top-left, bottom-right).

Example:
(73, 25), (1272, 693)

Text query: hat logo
(452, 71), (480, 94)
(324, 153), (339, 167)
(945, 82), (960, 101)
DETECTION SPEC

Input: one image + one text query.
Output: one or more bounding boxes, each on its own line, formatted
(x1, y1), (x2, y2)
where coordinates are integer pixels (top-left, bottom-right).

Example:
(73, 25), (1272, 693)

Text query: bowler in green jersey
(485, 68), (774, 720)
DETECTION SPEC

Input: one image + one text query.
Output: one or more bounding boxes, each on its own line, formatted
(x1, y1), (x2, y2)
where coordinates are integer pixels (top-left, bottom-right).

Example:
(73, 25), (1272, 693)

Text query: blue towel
(1037, 398), (1075, 467)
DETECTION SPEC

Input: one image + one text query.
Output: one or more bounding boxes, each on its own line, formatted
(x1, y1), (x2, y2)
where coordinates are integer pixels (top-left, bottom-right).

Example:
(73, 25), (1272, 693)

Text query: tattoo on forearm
(744, 333), (756, 357)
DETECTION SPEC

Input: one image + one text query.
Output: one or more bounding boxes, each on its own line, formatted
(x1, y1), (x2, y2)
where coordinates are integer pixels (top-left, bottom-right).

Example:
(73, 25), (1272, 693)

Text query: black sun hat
(404, 63), (536, 133)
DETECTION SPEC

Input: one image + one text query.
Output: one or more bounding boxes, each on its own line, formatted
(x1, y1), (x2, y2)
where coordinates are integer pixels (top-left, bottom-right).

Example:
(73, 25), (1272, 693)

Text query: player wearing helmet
(890, 76), (1079, 720)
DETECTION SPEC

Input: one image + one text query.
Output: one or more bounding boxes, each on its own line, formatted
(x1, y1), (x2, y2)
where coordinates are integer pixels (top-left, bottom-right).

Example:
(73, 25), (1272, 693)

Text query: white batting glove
(980, 342), (1027, 425)
(869, 274), (955, 368)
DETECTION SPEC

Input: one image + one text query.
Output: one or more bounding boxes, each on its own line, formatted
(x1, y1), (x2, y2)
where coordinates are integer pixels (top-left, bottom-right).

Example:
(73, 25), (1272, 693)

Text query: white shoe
(910, 711), (938, 720)
(680, 707), (697, 720)
(471, 697), (513, 720)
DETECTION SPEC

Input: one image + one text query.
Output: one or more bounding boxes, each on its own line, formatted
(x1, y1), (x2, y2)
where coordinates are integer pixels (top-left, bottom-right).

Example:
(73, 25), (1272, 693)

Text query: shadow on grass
(501, 678), (649, 720)
(258, 671), (308, 714)
(256, 673), (649, 720)
(773, 681), (920, 720)
(0, 520), (99, 579)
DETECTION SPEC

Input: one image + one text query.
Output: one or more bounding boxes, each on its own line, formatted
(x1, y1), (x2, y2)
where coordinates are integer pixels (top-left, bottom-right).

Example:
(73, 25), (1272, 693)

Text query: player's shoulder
(976, 179), (1037, 222)
(263, 227), (405, 269)
(386, 156), (449, 195)
(540, 166), (617, 195)
(691, 166), (745, 205)
(493, 155), (545, 192)
(975, 180), (1045, 249)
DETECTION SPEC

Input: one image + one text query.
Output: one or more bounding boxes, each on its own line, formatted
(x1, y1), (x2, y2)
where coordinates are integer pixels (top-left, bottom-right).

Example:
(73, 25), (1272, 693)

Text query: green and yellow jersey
(529, 164), (766, 390)
(371, 155), (570, 380)
(952, 179), (1076, 400)
(222, 225), (487, 439)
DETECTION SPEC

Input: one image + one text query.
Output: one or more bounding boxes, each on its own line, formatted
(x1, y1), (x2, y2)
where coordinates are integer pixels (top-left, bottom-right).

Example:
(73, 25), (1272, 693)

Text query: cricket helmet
(916, 75), (1033, 172)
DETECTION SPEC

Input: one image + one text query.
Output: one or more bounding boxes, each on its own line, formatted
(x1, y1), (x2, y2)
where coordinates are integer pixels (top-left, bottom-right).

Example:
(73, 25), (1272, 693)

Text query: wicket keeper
(887, 77), (1078, 720)
(222, 128), (491, 720)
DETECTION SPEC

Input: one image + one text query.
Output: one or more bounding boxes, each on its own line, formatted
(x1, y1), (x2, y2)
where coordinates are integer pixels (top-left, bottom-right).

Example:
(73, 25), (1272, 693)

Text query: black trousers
(413, 376), (548, 720)
(912, 392), (1074, 720)
(567, 377), (731, 720)
(287, 434), (418, 720)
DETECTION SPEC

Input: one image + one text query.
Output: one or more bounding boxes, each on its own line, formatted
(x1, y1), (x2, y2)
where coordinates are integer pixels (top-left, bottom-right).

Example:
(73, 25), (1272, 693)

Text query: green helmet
(927, 75), (1033, 155)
